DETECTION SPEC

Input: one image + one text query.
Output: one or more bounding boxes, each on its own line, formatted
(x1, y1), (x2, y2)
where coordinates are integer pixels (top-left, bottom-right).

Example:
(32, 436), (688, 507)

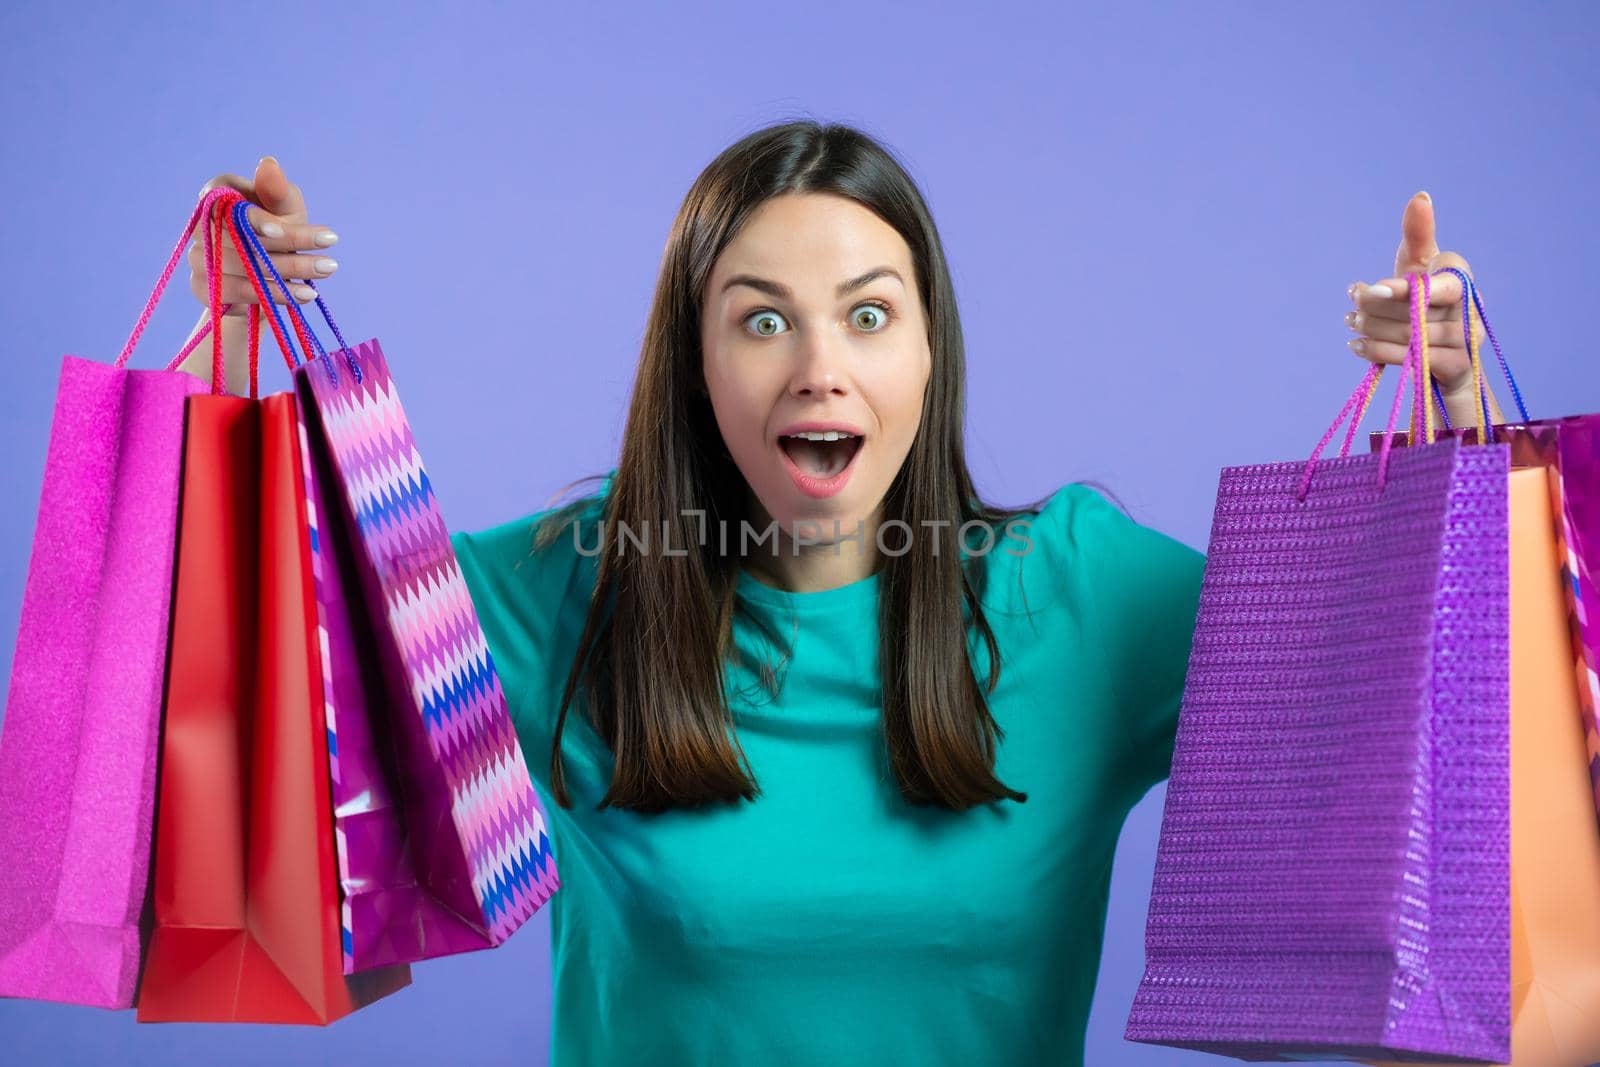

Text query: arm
(176, 310), (255, 396)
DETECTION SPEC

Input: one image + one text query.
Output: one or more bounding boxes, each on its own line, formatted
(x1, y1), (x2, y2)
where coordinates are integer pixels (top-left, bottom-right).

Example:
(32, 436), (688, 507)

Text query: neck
(739, 503), (884, 594)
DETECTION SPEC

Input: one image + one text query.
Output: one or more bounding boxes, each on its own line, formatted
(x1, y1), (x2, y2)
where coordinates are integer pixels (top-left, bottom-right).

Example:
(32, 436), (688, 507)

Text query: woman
(188, 121), (1498, 1066)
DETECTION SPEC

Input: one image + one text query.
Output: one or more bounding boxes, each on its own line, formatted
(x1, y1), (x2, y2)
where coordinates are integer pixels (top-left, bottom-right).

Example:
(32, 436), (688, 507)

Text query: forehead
(711, 192), (913, 285)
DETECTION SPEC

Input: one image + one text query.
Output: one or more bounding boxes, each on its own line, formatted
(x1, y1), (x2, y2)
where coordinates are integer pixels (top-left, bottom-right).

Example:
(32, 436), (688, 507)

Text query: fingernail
(314, 230), (339, 247)
(1344, 311), (1359, 329)
(293, 285), (317, 302)
(1348, 282), (1362, 303)
(1347, 338), (1367, 355)
(1416, 190), (1431, 203)
(258, 220), (284, 238)
(313, 258), (338, 275)
(1366, 284), (1395, 299)
(260, 155), (279, 167)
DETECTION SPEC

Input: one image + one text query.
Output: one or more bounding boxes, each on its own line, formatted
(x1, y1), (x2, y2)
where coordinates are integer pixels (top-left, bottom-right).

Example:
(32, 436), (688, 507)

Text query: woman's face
(700, 192), (932, 550)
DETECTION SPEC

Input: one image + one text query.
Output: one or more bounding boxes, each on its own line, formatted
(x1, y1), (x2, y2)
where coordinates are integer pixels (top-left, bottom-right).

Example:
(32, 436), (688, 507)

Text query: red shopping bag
(135, 192), (410, 1024)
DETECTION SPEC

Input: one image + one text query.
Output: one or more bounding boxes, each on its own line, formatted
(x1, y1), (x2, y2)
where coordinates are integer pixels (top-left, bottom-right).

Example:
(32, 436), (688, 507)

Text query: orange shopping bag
(1368, 466), (1600, 1066)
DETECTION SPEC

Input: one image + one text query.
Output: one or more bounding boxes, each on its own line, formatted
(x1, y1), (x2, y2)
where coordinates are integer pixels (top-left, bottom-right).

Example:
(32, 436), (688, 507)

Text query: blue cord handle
(227, 198), (363, 386)
(1429, 265), (1531, 435)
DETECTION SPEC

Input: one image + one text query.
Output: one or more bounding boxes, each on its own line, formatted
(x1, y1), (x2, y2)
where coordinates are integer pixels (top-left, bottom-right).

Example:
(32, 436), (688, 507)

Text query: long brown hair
(539, 119), (1050, 814)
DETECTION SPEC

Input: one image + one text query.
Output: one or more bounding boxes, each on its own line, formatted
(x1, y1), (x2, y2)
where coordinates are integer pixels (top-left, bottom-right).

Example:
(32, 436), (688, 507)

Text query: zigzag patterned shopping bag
(221, 206), (557, 972)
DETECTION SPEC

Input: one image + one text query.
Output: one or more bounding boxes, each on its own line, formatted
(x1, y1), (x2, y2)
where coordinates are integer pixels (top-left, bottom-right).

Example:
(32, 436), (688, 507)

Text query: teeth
(787, 430), (854, 441)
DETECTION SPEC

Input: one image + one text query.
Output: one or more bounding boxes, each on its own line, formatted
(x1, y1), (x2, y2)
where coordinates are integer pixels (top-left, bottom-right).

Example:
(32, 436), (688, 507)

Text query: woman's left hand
(1345, 191), (1499, 427)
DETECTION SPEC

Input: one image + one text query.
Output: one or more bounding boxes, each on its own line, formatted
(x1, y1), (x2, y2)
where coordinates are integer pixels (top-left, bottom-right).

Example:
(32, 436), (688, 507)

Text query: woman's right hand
(189, 156), (340, 315)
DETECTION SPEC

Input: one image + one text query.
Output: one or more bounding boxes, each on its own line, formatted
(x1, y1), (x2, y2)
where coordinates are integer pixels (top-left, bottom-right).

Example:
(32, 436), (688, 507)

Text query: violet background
(1, 2), (1596, 1063)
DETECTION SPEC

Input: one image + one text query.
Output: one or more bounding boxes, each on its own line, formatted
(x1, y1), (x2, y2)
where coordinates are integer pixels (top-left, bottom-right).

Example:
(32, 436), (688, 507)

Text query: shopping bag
(1365, 267), (1600, 831)
(1374, 417), (1600, 824)
(1376, 267), (1600, 825)
(135, 191), (411, 1023)
(1360, 465), (1600, 1067)
(1125, 271), (1512, 1061)
(225, 199), (556, 972)
(0, 188), (254, 1009)
(1354, 270), (1600, 1066)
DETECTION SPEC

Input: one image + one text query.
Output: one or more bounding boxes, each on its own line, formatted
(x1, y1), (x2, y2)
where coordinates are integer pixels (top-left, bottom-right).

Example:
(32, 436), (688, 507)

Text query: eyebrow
(720, 266), (904, 301)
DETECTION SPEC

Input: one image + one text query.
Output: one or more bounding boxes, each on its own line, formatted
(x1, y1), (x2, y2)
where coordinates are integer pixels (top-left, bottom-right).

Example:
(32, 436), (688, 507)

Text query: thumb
(253, 155), (305, 219)
(1393, 190), (1439, 276)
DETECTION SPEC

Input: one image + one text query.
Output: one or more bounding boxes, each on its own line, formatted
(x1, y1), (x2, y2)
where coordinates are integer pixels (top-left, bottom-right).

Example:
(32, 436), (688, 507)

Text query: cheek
(703, 351), (777, 455)
(869, 347), (931, 443)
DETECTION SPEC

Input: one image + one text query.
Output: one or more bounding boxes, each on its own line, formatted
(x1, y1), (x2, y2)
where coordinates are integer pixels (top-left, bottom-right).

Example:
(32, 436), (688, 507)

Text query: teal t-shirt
(449, 472), (1204, 1067)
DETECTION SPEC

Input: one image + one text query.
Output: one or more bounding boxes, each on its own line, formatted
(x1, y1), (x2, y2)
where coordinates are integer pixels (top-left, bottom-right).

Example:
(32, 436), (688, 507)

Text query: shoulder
(982, 481), (1202, 616)
(449, 472), (613, 716)
(451, 472), (612, 601)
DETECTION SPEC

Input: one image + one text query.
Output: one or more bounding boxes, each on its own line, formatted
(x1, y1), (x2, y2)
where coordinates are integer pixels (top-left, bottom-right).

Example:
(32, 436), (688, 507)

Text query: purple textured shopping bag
(0, 190), (251, 1009)
(219, 211), (557, 973)
(1126, 272), (1512, 1062)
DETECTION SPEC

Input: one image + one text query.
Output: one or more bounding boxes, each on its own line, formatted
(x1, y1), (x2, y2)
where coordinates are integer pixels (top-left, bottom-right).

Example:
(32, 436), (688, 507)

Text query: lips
(774, 428), (865, 500)
(776, 420), (866, 438)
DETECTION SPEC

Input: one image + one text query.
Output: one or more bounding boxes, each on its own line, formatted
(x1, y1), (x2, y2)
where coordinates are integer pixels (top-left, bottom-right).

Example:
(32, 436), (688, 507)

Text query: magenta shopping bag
(0, 190), (255, 1008)
(220, 208), (558, 974)
(1126, 271), (1512, 1061)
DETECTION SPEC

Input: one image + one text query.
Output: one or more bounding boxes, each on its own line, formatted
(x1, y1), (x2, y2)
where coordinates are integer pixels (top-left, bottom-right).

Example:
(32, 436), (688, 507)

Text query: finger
(1347, 334), (1472, 393)
(189, 268), (319, 309)
(226, 206), (339, 252)
(1345, 335), (1461, 370)
(1347, 291), (1450, 323)
(187, 237), (338, 281)
(1352, 271), (1465, 309)
(1426, 249), (1473, 283)
(1347, 336), (1411, 367)
(252, 156), (306, 221)
(1346, 309), (1465, 348)
(1392, 191), (1439, 276)
(199, 172), (256, 200)
(198, 170), (328, 247)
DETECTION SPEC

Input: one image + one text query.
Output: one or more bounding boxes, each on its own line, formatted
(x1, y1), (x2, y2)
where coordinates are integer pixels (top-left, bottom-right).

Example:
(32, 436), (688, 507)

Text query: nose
(786, 327), (851, 399)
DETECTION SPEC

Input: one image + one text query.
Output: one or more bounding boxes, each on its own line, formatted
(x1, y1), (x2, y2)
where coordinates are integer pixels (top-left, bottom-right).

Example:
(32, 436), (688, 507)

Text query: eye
(851, 299), (895, 332)
(743, 308), (789, 337)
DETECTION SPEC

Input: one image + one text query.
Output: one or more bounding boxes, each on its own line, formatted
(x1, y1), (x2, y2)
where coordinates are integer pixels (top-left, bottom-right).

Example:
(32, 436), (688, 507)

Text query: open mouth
(777, 433), (864, 479)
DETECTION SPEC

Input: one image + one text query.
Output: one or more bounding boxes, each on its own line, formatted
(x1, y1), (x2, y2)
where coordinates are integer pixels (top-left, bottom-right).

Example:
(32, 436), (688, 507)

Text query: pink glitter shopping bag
(0, 189), (263, 1008)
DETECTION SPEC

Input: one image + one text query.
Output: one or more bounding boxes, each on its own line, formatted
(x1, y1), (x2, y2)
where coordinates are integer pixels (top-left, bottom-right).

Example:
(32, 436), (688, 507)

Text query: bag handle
(115, 187), (260, 396)
(221, 197), (363, 386)
(160, 187), (371, 391)
(189, 191), (266, 395)
(114, 188), (225, 370)
(193, 190), (305, 385)
(163, 191), (263, 396)
(215, 194), (320, 372)
(191, 190), (350, 389)
(1297, 260), (1537, 499)
(1429, 265), (1531, 432)
(1385, 265), (1529, 439)
(1297, 270), (1444, 499)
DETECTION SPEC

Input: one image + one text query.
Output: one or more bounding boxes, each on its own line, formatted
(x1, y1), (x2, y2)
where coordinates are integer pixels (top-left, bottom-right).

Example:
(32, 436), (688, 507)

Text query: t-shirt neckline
(734, 565), (881, 615)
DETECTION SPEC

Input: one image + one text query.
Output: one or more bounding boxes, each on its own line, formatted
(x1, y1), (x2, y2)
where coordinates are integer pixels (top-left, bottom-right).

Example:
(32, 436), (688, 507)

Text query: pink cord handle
(164, 195), (264, 388)
(1374, 270), (1432, 489)
(119, 187), (280, 398)
(1296, 270), (1430, 500)
(116, 187), (236, 373)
